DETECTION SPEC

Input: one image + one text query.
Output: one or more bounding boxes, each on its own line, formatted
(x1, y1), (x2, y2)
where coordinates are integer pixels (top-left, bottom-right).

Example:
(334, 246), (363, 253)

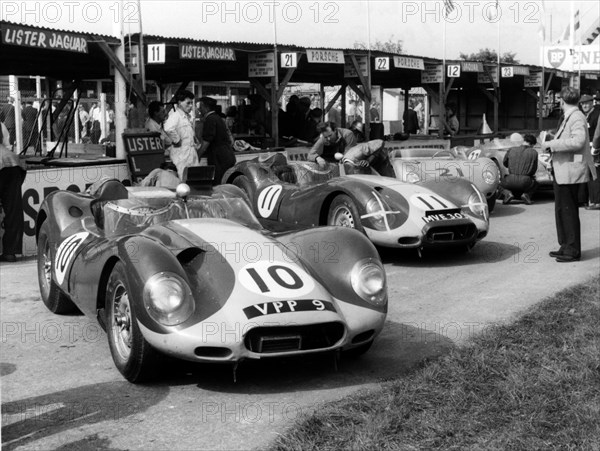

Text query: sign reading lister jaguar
(1, 24), (88, 53)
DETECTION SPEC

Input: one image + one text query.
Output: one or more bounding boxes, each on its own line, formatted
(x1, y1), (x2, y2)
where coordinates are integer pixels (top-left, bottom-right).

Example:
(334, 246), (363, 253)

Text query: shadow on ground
(1, 382), (169, 451)
(377, 240), (521, 268)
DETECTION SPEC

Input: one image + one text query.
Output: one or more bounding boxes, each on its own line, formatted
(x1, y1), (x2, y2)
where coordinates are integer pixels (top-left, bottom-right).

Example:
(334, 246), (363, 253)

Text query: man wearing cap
(587, 110), (600, 210)
(541, 87), (597, 263)
(579, 94), (599, 139)
(580, 94), (600, 209)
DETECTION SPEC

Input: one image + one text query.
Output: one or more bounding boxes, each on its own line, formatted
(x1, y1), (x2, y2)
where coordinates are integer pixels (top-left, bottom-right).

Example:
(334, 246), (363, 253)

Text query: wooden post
(341, 83), (347, 127)
(438, 80), (444, 138)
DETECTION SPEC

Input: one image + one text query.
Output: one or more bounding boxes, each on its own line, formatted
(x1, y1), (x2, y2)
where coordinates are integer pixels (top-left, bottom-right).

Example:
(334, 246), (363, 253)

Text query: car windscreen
(391, 148), (450, 159)
(186, 197), (261, 229)
(103, 198), (184, 236)
(103, 197), (261, 236)
(290, 162), (339, 186)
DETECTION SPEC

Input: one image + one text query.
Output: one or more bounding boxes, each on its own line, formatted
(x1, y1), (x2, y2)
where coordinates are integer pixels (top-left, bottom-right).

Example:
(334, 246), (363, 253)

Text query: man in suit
(403, 102), (420, 134)
(542, 87), (597, 263)
(197, 96), (235, 185)
(588, 116), (600, 210)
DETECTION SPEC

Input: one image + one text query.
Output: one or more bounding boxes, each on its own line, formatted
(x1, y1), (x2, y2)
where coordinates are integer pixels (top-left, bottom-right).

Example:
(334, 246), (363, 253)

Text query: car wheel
(232, 175), (255, 200)
(37, 221), (77, 314)
(106, 261), (158, 383)
(487, 196), (496, 213)
(343, 341), (373, 358)
(327, 195), (364, 232)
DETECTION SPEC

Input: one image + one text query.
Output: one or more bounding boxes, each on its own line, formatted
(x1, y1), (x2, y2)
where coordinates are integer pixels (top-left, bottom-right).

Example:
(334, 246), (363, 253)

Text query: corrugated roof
(1, 20), (120, 43)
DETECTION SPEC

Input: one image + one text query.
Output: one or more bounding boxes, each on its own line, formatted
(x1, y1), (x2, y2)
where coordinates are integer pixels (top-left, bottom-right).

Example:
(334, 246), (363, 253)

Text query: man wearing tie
(542, 87), (597, 263)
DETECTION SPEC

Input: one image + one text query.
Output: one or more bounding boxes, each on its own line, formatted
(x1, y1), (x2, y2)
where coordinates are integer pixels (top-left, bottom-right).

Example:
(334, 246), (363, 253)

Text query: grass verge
(272, 276), (600, 450)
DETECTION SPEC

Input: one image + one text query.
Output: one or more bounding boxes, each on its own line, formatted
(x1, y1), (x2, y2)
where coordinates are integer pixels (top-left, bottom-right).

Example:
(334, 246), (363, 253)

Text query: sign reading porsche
(306, 49), (344, 64)
(1, 24), (88, 53)
(544, 45), (600, 71)
(179, 44), (236, 61)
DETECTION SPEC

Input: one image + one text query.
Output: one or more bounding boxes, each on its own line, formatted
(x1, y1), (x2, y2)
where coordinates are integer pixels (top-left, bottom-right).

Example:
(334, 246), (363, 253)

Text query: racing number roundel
(257, 185), (283, 218)
(55, 232), (89, 285)
(239, 261), (315, 298)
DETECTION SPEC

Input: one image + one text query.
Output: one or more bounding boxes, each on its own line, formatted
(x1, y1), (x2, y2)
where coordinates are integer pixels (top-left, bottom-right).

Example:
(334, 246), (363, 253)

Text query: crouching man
(501, 134), (539, 205)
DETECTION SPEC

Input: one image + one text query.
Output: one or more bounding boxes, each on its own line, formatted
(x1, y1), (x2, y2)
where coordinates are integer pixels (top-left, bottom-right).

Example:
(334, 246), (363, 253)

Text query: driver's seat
(89, 179), (129, 229)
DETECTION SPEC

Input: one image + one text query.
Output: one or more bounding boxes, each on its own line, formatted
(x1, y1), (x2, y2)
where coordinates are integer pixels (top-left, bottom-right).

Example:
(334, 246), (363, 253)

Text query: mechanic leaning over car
(0, 122), (26, 263)
(500, 133), (539, 205)
(308, 122), (358, 168)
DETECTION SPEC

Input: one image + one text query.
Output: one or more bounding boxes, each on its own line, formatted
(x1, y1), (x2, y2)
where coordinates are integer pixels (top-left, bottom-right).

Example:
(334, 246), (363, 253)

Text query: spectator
(0, 123), (26, 263)
(298, 108), (323, 143)
(579, 94), (600, 208)
(541, 87), (597, 263)
(164, 90), (200, 179)
(370, 102), (381, 122)
(347, 99), (362, 124)
(2, 97), (16, 146)
(587, 117), (600, 210)
(89, 102), (102, 144)
(579, 94), (600, 138)
(22, 101), (38, 150)
(327, 101), (341, 126)
(145, 101), (173, 157)
(501, 133), (539, 205)
(225, 105), (238, 133)
(78, 104), (90, 139)
(403, 101), (420, 134)
(445, 103), (460, 136)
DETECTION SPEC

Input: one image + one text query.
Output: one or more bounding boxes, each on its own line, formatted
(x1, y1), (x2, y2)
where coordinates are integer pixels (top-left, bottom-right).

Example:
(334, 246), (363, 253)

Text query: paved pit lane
(1, 194), (598, 450)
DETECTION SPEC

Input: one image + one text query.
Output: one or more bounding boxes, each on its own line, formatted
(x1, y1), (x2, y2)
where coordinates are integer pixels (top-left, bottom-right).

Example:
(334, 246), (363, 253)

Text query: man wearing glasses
(307, 122), (358, 168)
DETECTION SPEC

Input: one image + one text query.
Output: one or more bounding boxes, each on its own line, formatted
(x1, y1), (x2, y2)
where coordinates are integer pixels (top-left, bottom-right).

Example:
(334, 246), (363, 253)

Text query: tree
(354, 36), (403, 54)
(459, 48), (519, 64)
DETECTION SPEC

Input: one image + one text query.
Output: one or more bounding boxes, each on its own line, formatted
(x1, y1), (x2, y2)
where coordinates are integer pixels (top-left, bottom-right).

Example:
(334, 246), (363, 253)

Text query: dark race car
(36, 179), (388, 383)
(222, 154), (489, 253)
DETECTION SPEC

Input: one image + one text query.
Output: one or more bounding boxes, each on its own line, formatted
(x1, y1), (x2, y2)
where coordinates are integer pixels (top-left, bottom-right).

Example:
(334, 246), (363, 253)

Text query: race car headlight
(482, 169), (497, 185)
(406, 172), (420, 183)
(365, 197), (387, 230)
(467, 189), (488, 220)
(143, 272), (194, 326)
(364, 194), (399, 231)
(350, 259), (387, 306)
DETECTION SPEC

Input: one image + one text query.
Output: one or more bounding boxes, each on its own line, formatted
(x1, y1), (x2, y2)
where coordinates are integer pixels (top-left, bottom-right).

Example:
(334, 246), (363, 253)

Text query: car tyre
(37, 221), (78, 314)
(327, 195), (364, 232)
(106, 261), (158, 383)
(232, 175), (255, 201)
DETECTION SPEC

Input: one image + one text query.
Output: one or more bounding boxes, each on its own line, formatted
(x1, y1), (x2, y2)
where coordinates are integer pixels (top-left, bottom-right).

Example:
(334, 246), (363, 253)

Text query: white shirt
(164, 108), (200, 179)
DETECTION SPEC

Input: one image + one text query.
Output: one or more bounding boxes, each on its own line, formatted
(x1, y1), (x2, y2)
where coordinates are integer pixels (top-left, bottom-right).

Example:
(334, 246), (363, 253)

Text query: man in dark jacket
(501, 134), (539, 205)
(403, 103), (420, 134)
(198, 96), (235, 185)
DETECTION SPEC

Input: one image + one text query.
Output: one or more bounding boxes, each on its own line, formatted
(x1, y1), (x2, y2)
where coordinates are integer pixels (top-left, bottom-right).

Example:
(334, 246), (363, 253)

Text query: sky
(2, 0), (599, 66)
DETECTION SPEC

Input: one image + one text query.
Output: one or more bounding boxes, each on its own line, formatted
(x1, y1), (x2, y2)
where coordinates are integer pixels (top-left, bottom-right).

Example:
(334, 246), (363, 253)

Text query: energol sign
(544, 46), (600, 71)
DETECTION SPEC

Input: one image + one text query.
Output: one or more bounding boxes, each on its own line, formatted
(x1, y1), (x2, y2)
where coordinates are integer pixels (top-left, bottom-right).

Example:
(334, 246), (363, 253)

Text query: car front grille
(424, 221), (478, 244)
(245, 322), (345, 354)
